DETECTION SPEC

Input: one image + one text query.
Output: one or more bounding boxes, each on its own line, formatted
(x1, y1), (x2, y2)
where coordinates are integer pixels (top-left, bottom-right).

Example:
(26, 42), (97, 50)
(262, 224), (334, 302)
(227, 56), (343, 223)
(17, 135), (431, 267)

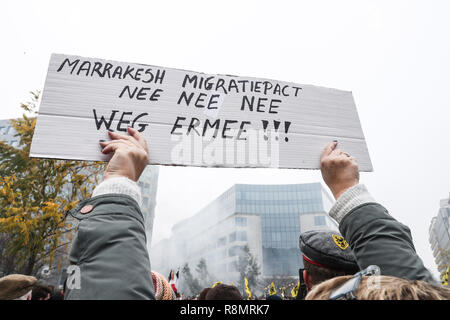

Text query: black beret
(299, 230), (359, 273)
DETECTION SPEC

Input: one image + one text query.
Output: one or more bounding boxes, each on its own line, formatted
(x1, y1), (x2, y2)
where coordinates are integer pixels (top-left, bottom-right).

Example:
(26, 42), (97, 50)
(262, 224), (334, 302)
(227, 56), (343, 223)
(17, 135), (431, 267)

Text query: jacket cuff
(329, 184), (376, 223)
(92, 177), (142, 207)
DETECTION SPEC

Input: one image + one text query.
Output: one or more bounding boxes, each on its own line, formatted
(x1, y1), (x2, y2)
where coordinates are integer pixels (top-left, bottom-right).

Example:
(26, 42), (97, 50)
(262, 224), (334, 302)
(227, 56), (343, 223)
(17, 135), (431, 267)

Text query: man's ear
(303, 269), (313, 291)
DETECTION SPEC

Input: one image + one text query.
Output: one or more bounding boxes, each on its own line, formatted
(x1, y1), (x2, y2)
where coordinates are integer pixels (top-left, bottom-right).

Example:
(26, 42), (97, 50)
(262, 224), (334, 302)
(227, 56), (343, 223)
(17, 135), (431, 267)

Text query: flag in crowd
(442, 267), (449, 287)
(244, 277), (252, 300)
(269, 282), (277, 296)
(291, 281), (300, 298)
(168, 269), (179, 295)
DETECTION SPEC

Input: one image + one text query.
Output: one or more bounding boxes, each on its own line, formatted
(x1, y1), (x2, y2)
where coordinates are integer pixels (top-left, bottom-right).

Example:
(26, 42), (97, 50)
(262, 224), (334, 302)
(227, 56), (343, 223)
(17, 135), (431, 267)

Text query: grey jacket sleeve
(65, 194), (155, 300)
(329, 184), (436, 283)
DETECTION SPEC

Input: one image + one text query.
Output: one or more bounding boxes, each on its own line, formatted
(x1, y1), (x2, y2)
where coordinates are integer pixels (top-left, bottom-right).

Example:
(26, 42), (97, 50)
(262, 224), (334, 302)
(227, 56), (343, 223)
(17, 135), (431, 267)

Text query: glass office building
(151, 183), (337, 281)
(235, 183), (336, 276)
(429, 194), (450, 280)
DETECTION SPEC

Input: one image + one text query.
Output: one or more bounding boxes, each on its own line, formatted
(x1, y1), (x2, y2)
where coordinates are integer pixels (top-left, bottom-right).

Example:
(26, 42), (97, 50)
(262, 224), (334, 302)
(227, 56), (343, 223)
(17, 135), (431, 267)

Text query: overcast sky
(1, 0), (449, 278)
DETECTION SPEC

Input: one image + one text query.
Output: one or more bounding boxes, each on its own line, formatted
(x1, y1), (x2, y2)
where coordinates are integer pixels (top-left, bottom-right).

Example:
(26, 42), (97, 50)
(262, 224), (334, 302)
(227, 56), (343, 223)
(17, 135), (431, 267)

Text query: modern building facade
(151, 183), (337, 284)
(429, 194), (450, 281)
(139, 166), (159, 243)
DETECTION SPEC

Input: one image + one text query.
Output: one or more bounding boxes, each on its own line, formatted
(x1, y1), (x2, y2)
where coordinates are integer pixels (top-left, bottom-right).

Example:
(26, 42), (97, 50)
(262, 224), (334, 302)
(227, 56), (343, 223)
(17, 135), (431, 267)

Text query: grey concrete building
(429, 193), (450, 281)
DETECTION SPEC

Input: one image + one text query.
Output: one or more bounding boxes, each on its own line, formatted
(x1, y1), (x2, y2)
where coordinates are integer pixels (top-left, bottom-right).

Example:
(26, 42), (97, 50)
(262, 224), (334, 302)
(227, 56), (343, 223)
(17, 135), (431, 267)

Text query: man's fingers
(101, 140), (129, 154)
(108, 130), (142, 149)
(329, 148), (344, 158)
(103, 128), (148, 155)
(100, 139), (131, 148)
(321, 141), (338, 160)
(349, 156), (358, 165)
(127, 127), (148, 152)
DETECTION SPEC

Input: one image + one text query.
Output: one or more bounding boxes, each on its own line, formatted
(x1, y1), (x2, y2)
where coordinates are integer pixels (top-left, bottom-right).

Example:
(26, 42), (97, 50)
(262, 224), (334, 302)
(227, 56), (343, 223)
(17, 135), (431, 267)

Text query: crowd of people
(0, 274), (64, 300)
(1, 128), (449, 300)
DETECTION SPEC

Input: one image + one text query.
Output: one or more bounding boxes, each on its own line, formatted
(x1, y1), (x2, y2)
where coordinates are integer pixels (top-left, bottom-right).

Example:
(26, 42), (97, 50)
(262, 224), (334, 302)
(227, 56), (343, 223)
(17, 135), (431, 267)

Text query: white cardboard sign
(30, 53), (373, 171)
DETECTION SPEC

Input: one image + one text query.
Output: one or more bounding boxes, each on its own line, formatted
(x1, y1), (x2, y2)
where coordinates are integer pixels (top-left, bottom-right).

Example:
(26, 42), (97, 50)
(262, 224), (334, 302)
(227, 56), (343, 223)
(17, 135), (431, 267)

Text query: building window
(218, 249), (227, 259)
(229, 232), (236, 242)
(228, 245), (244, 257)
(219, 263), (227, 273)
(236, 217), (247, 227)
(314, 215), (326, 226)
(271, 232), (282, 242)
(228, 261), (237, 272)
(237, 231), (247, 241)
(217, 237), (226, 247)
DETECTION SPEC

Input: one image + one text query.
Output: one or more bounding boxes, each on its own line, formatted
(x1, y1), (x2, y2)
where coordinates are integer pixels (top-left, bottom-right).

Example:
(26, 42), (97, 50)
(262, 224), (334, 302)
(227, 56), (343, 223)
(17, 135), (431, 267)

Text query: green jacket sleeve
(339, 202), (436, 283)
(65, 194), (155, 300)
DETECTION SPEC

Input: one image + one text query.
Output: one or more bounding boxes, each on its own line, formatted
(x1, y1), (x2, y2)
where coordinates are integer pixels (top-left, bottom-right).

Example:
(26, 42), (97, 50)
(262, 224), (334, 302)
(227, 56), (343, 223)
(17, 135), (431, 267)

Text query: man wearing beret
(299, 230), (359, 294)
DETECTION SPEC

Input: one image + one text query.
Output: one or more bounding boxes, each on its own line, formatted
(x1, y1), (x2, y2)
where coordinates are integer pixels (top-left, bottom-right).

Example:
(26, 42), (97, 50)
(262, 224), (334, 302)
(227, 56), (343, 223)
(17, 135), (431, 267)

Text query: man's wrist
(329, 184), (376, 223)
(103, 172), (136, 182)
(330, 181), (359, 200)
(92, 176), (142, 207)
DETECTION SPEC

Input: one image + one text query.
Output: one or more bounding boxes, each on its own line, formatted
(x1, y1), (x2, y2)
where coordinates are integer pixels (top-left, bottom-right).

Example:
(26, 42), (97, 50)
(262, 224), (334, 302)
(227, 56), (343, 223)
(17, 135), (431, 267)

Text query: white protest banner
(30, 53), (373, 171)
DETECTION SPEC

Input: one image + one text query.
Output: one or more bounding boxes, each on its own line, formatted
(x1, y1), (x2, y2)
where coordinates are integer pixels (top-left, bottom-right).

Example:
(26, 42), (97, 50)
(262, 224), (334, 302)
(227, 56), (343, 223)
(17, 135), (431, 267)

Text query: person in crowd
(197, 287), (211, 300)
(151, 271), (176, 300)
(0, 274), (36, 300)
(31, 281), (53, 300)
(49, 290), (64, 300)
(319, 141), (435, 283)
(204, 284), (243, 300)
(299, 229), (360, 297)
(65, 128), (154, 299)
(306, 274), (450, 300)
